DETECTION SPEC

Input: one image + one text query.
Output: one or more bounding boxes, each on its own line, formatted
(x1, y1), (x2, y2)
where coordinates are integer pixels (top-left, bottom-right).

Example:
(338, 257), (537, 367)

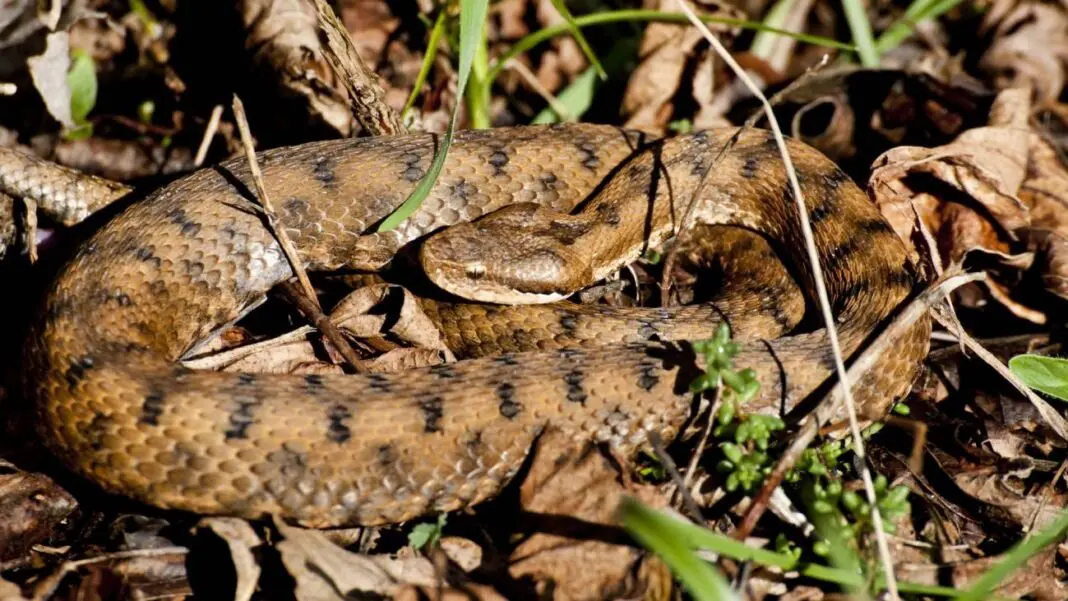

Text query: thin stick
(675, 2), (902, 596)
(194, 104), (223, 167)
(929, 308), (1068, 441)
(278, 281), (373, 372)
(648, 431), (706, 524)
(231, 94), (321, 313)
(506, 59), (574, 122)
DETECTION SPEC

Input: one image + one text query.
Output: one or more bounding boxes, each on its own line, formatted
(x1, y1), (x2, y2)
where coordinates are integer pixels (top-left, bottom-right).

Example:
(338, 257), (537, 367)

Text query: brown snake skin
(15, 124), (931, 527)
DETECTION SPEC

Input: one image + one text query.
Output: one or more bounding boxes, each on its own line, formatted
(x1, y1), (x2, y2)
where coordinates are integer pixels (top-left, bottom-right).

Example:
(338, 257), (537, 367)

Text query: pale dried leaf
(363, 347), (446, 373)
(439, 537), (481, 572)
(26, 31), (73, 128)
(185, 329), (343, 376)
(509, 429), (668, 601)
(621, 0), (741, 131)
(275, 522), (440, 600)
(198, 518), (261, 601)
(331, 284), (454, 358)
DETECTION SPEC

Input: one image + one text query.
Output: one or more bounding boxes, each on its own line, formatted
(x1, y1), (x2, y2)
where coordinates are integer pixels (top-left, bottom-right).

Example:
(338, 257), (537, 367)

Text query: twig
(733, 419), (818, 540)
(675, 1), (902, 595)
(194, 104), (224, 167)
(647, 431), (706, 524)
(21, 197), (38, 263)
(929, 307), (1068, 442)
(309, 0), (404, 135)
(506, 59), (574, 122)
(231, 95), (321, 312)
(278, 281), (373, 372)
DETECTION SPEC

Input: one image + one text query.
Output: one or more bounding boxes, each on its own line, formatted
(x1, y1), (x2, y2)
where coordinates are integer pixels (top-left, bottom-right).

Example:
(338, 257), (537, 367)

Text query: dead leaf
(0, 461), (76, 561)
(198, 519), (261, 601)
(26, 31), (74, 128)
(869, 87), (1042, 319)
(508, 429), (671, 601)
(331, 283), (455, 360)
(621, 0), (742, 131)
(979, 2), (1068, 104)
(274, 522), (443, 600)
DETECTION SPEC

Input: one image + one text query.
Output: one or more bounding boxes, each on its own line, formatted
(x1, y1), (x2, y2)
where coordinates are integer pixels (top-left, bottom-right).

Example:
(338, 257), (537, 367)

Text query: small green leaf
(1009, 354), (1068, 402)
(408, 513), (447, 550)
(67, 50), (97, 125)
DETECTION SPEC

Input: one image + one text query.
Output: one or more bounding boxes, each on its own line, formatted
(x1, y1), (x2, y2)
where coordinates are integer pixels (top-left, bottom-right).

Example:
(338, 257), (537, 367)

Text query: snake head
(421, 203), (593, 305)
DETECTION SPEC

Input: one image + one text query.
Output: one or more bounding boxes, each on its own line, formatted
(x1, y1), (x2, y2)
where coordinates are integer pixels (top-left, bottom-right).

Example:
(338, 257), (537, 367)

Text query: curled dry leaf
(1018, 133), (1068, 300)
(621, 0), (742, 131)
(331, 283), (455, 359)
(869, 87), (1043, 319)
(508, 428), (672, 601)
(979, 2), (1068, 104)
(197, 518), (261, 601)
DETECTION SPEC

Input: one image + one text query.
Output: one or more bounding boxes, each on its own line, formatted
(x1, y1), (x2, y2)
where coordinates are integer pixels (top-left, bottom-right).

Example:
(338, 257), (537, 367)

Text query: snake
(13, 123), (930, 528)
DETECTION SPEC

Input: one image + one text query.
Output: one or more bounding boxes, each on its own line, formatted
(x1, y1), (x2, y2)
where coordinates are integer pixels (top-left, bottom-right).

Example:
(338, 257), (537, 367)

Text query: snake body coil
(21, 124), (929, 527)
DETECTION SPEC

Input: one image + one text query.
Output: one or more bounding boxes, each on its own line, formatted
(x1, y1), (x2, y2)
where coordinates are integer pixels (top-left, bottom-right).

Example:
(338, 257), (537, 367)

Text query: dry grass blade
(930, 308), (1068, 441)
(193, 104), (223, 167)
(674, 1), (900, 596)
(231, 95), (320, 311)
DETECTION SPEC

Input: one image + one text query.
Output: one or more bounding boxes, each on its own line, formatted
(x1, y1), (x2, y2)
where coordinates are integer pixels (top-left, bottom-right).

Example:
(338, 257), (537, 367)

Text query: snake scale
(13, 124), (930, 527)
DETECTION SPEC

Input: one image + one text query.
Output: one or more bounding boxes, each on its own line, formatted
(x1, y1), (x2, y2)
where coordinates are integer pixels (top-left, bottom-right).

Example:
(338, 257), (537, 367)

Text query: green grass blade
(617, 497), (1013, 599)
(617, 498), (738, 601)
(486, 9), (854, 86)
(1009, 354), (1068, 402)
(531, 65), (599, 124)
(750, 0), (794, 59)
(548, 0), (607, 80)
(377, 0), (489, 232)
(841, 0), (880, 66)
(875, 0), (963, 54)
(957, 509), (1068, 601)
(402, 9), (448, 117)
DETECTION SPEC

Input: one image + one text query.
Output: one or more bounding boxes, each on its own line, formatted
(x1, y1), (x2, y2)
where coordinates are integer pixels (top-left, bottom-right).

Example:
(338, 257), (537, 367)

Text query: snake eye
(464, 263), (486, 280)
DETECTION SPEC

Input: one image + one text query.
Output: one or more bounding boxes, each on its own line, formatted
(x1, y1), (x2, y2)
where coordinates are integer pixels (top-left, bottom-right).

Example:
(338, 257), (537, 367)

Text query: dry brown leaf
(1018, 133), (1068, 300)
(331, 284), (455, 359)
(621, 0), (741, 131)
(274, 522), (443, 600)
(869, 87), (1041, 318)
(979, 2), (1068, 104)
(507, 429), (670, 601)
(197, 519), (261, 601)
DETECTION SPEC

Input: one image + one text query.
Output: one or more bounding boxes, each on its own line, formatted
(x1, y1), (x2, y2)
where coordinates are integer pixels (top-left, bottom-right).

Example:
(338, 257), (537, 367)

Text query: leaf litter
(1, 0), (1068, 599)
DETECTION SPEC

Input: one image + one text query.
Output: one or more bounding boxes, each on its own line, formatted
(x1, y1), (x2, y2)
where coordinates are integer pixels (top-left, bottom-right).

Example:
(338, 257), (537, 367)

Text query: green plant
(408, 513), (448, 550)
(1009, 354), (1068, 402)
(65, 49), (97, 141)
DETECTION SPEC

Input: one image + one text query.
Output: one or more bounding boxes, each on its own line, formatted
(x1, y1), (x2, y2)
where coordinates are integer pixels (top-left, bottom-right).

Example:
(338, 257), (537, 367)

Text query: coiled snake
(16, 124), (930, 527)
